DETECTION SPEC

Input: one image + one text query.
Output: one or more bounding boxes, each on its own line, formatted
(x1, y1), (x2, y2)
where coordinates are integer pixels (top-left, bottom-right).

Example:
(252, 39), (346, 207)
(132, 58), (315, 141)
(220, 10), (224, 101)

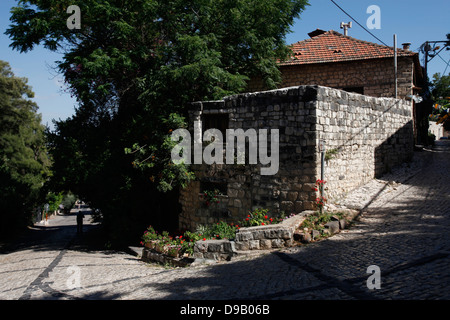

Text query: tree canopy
(430, 73), (450, 131)
(6, 0), (309, 244)
(0, 60), (50, 236)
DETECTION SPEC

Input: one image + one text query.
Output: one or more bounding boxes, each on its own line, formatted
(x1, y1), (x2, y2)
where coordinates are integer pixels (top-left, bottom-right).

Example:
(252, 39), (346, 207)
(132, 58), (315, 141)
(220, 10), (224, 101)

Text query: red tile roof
(280, 30), (417, 66)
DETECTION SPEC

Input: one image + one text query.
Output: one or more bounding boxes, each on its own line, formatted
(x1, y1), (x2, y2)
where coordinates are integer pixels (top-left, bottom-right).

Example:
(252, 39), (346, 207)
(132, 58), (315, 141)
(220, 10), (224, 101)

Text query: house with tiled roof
(249, 29), (423, 98)
(247, 29), (427, 143)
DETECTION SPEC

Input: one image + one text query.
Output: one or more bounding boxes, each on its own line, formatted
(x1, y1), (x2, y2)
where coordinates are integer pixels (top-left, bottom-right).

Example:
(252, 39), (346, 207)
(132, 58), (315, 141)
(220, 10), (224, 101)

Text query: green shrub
(61, 192), (77, 214)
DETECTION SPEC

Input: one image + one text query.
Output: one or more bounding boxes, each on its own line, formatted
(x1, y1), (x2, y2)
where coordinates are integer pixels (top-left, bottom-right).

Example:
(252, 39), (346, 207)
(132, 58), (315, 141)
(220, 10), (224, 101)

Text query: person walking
(76, 209), (85, 234)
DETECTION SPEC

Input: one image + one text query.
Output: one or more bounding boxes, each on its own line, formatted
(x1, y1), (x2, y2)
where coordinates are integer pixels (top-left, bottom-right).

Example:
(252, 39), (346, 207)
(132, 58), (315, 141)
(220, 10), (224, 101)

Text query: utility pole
(424, 41), (429, 88)
(421, 40), (449, 93)
(394, 34), (398, 99)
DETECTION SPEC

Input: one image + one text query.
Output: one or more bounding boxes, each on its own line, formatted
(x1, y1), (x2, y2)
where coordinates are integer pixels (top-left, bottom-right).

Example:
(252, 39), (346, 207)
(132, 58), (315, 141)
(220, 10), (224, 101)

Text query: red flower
(264, 215), (268, 219)
(203, 238), (206, 241)
(261, 222), (265, 225)
(246, 218), (249, 221)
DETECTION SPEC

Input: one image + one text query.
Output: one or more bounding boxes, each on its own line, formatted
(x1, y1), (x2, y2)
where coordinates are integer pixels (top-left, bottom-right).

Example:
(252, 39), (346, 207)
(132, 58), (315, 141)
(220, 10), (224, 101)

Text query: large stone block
(260, 239), (272, 249)
(271, 239), (285, 248)
(236, 232), (253, 241)
(324, 221), (340, 234)
(194, 241), (208, 253)
(235, 241), (249, 251)
(249, 240), (260, 250)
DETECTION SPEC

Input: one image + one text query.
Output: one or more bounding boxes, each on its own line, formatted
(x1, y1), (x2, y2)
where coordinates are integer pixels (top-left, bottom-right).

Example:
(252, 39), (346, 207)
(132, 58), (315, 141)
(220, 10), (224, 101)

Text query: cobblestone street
(1, 141), (449, 302)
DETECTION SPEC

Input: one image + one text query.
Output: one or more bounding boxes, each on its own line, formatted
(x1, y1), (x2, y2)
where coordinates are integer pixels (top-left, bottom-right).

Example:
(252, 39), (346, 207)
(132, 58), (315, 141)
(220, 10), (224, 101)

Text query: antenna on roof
(340, 21), (352, 36)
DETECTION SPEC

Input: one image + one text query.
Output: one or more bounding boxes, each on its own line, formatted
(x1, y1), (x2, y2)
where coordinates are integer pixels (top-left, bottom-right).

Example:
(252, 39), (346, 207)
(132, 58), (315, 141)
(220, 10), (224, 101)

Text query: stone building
(178, 85), (414, 231)
(248, 29), (423, 98)
(248, 29), (426, 143)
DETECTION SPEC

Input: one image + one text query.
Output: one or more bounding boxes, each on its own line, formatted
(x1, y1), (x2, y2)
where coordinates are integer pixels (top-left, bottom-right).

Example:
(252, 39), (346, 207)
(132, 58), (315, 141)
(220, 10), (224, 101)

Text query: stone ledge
(191, 213), (309, 260)
(193, 239), (238, 261)
(234, 212), (309, 250)
(141, 248), (194, 267)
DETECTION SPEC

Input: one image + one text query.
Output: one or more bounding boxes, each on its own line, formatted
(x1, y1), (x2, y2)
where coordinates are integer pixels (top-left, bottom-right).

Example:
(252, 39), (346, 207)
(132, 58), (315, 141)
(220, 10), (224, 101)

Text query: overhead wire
(330, 0), (389, 47)
(435, 54), (450, 75)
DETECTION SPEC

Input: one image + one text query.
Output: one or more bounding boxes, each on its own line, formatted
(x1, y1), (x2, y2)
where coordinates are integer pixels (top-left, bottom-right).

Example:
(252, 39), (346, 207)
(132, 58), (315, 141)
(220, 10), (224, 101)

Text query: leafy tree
(6, 0), (309, 244)
(0, 60), (50, 236)
(61, 191), (77, 214)
(430, 73), (450, 131)
(46, 191), (63, 213)
(431, 73), (450, 105)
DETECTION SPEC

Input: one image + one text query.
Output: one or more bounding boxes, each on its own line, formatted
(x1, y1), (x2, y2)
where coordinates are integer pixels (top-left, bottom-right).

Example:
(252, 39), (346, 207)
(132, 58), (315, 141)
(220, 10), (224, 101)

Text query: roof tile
(280, 30), (416, 66)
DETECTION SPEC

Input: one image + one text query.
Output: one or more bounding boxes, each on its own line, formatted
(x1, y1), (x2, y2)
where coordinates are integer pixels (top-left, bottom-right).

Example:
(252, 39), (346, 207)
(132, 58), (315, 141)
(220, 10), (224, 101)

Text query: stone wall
(179, 86), (320, 231)
(179, 85), (413, 231)
(247, 57), (415, 100)
(315, 86), (414, 200)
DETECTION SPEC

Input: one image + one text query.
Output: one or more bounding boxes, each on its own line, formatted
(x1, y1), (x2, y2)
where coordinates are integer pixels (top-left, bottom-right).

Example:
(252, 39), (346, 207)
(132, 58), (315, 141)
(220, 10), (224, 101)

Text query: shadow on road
(138, 141), (450, 300)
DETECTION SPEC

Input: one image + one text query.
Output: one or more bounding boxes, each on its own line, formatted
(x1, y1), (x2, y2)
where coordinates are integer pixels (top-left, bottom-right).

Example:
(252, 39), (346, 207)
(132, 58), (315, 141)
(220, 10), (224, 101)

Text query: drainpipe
(320, 140), (326, 214)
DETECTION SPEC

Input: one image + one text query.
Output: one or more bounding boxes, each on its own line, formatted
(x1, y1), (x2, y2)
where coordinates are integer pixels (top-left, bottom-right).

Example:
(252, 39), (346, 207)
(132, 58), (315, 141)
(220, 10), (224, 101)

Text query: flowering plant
(141, 225), (159, 245)
(167, 245), (182, 257)
(201, 189), (222, 207)
(209, 221), (238, 239)
(315, 179), (327, 212)
(240, 208), (282, 227)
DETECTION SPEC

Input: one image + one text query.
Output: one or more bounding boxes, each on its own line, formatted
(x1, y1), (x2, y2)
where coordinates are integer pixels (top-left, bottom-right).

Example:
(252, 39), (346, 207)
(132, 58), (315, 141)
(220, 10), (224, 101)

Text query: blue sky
(1, 0), (449, 129)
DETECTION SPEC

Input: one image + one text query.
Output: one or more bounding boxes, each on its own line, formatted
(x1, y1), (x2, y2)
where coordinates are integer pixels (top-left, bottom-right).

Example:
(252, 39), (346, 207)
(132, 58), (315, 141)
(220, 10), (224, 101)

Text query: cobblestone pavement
(0, 141), (449, 301)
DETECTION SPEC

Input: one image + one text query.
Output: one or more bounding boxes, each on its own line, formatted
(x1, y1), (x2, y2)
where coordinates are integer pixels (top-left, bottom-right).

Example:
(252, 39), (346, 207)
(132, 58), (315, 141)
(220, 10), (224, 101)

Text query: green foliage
(203, 221), (237, 240)
(140, 208), (296, 256)
(141, 225), (159, 242)
(7, 0), (309, 244)
(61, 192), (77, 214)
(430, 73), (450, 131)
(0, 60), (50, 235)
(325, 148), (339, 161)
(46, 192), (63, 213)
(431, 73), (450, 107)
(200, 189), (223, 207)
(300, 211), (344, 233)
(241, 208), (284, 227)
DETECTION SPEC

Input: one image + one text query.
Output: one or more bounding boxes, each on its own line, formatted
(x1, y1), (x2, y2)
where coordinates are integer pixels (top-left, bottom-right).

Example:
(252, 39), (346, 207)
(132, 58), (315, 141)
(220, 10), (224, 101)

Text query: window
(200, 180), (227, 195)
(202, 114), (229, 136)
(342, 87), (364, 95)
